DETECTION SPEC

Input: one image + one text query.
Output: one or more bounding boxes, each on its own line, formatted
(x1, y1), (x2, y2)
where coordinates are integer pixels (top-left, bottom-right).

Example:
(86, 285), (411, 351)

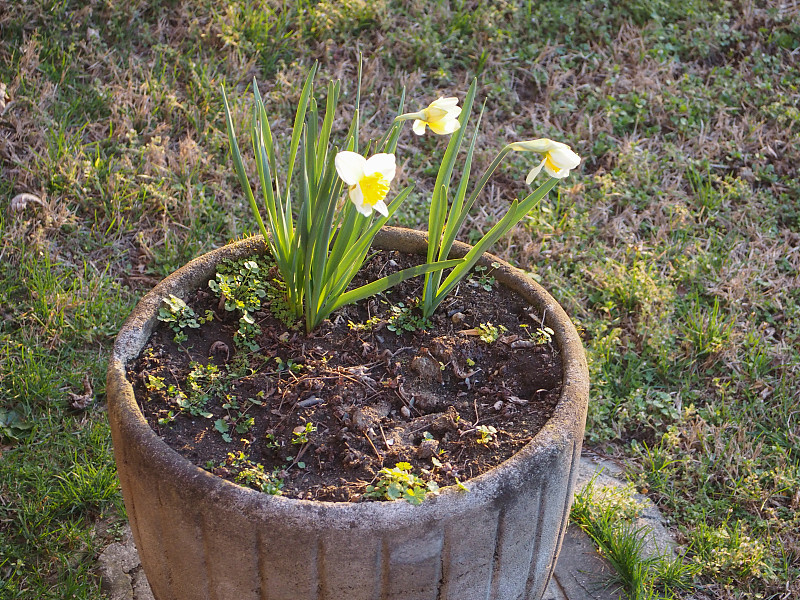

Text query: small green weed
(224, 451), (284, 496)
(347, 315), (382, 331)
(157, 294), (213, 343)
(520, 323), (554, 345)
(475, 425), (498, 445)
(159, 362), (228, 424)
(386, 301), (431, 335)
(209, 256), (274, 351)
(468, 264), (498, 291)
(364, 462), (439, 505)
(291, 422), (316, 445)
(145, 374), (166, 392)
(274, 356), (303, 374)
(217, 395), (263, 442)
(477, 322), (507, 343)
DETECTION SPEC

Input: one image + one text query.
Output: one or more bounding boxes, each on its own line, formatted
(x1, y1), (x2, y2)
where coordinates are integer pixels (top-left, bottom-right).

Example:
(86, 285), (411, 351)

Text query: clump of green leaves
(475, 424), (498, 445)
(477, 322), (507, 343)
(689, 521), (769, 583)
(364, 462), (439, 505)
(213, 394), (263, 443)
(145, 375), (166, 392)
(209, 257), (273, 351)
(468, 264), (498, 291)
(386, 301), (431, 335)
(157, 294), (213, 343)
(224, 451), (284, 495)
(571, 475), (698, 597)
(291, 421), (316, 444)
(160, 362), (228, 425)
(520, 323), (555, 344)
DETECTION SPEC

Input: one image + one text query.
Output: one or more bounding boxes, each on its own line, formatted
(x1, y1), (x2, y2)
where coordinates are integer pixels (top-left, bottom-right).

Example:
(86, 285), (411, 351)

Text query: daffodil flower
(396, 97), (462, 136)
(510, 138), (581, 183)
(334, 151), (396, 217)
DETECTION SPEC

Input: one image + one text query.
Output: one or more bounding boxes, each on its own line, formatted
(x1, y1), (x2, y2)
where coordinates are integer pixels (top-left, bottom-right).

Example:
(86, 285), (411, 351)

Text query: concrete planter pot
(106, 226), (589, 600)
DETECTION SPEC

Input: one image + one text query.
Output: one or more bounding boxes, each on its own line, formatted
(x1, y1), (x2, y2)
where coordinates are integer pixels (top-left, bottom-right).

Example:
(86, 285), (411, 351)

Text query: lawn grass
(1, 0), (798, 598)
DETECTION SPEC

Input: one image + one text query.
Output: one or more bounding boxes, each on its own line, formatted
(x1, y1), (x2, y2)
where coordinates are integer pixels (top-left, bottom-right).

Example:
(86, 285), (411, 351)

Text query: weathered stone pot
(106, 226), (589, 600)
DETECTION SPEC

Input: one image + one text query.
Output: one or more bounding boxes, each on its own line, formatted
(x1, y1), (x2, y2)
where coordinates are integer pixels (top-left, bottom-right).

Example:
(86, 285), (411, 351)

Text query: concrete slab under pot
(106, 227), (590, 600)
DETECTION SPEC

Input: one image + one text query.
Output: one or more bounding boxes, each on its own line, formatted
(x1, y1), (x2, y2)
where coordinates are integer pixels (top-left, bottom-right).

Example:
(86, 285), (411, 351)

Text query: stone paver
(97, 526), (154, 600)
(99, 454), (675, 600)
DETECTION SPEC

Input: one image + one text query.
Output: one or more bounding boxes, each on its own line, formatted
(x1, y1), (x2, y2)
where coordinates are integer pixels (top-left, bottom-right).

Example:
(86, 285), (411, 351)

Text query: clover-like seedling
(477, 322), (507, 343)
(158, 294), (212, 343)
(292, 422), (316, 445)
(476, 425), (498, 445)
(386, 301), (431, 335)
(521, 323), (554, 345)
(364, 462), (439, 505)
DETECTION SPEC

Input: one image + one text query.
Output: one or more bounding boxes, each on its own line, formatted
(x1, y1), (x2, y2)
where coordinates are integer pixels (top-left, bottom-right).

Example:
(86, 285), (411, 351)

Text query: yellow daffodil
(396, 97), (462, 136)
(510, 138), (581, 183)
(334, 151), (396, 217)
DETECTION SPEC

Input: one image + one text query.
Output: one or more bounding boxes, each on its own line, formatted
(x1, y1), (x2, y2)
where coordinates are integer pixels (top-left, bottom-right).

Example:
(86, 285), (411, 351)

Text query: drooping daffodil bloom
(334, 151), (396, 217)
(396, 97), (462, 136)
(510, 138), (581, 184)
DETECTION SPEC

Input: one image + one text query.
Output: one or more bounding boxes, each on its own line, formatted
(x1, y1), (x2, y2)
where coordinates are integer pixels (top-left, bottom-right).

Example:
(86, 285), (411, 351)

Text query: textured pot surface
(106, 227), (590, 600)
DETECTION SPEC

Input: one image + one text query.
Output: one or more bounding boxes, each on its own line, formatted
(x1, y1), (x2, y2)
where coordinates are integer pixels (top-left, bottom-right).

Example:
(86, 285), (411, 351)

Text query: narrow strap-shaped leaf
(308, 158), (342, 311)
(377, 87), (406, 153)
(252, 100), (289, 255)
(285, 65), (317, 202)
(316, 80), (339, 174)
(353, 54), (362, 154)
(253, 80), (279, 196)
(322, 187), (412, 302)
(321, 258), (464, 322)
(325, 201), (360, 282)
(433, 78), (477, 195)
(425, 79), (477, 264)
(222, 86), (269, 243)
(426, 183), (448, 264)
(254, 82), (295, 245)
(427, 178), (558, 316)
(439, 103), (486, 263)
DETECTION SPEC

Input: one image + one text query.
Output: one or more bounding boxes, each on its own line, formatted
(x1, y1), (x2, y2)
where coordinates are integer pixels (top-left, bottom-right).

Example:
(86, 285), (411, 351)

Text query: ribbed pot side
(106, 226), (589, 600)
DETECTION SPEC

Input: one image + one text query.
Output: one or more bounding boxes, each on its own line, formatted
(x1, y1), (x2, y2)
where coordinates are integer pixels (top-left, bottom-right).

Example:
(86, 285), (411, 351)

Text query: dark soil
(128, 250), (563, 502)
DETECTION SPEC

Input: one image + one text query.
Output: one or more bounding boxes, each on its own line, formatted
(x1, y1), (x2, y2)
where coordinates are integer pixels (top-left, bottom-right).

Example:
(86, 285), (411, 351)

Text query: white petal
(544, 164), (570, 179)
(363, 153), (396, 183)
(431, 97), (459, 109)
(428, 117), (457, 135)
(355, 199), (373, 216)
(412, 119), (427, 135)
(526, 160), (545, 185)
(348, 184), (365, 209)
(335, 151), (366, 185)
(510, 138), (560, 153)
(373, 200), (389, 217)
(549, 146), (581, 170)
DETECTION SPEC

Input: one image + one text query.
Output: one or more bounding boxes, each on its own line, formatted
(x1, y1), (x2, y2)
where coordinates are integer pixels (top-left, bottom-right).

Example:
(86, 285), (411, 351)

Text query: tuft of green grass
(571, 476), (699, 599)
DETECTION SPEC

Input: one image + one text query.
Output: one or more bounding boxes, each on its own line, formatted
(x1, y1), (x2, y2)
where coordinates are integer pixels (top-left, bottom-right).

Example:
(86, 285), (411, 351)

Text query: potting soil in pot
(128, 249), (562, 502)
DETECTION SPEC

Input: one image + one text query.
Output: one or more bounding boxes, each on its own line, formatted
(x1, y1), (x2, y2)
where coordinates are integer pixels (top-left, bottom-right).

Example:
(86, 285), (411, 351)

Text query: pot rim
(107, 226), (589, 528)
